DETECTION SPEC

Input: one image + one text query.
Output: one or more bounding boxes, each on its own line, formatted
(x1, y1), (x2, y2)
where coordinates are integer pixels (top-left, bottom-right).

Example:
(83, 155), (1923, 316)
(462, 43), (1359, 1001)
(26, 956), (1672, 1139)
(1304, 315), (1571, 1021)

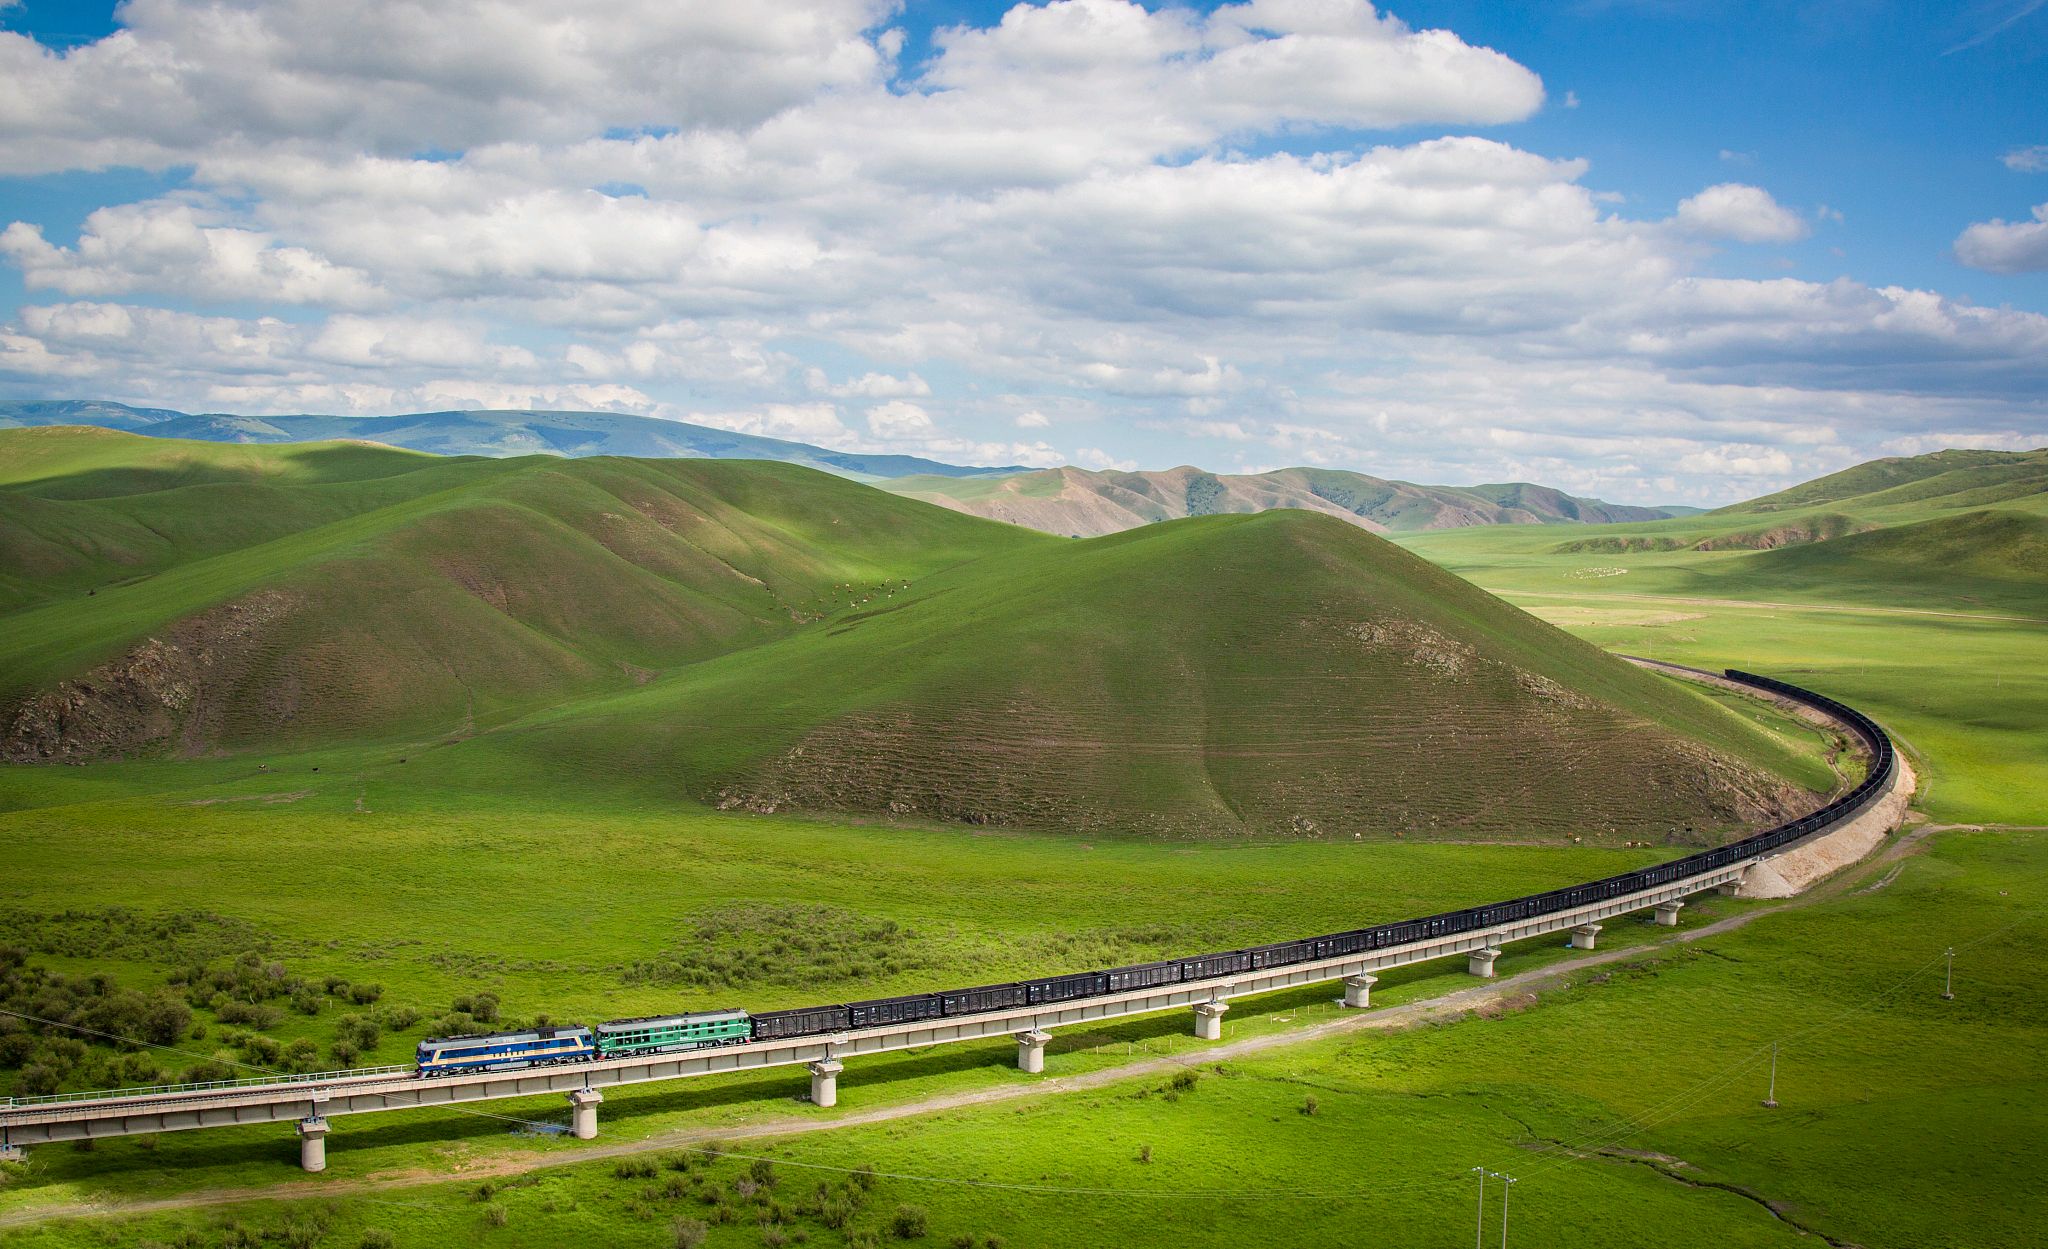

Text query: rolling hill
(434, 507), (1819, 841)
(0, 427), (1044, 761)
(883, 465), (1684, 537)
(1706, 509), (2048, 616)
(0, 399), (1025, 481)
(1530, 446), (2048, 557)
(0, 428), (1828, 842)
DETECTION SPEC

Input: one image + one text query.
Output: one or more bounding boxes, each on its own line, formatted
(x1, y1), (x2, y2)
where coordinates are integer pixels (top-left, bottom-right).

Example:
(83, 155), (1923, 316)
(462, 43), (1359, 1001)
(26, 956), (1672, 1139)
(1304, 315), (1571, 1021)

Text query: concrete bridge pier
(1192, 1001), (1228, 1041)
(1570, 923), (1603, 951)
(0, 1140), (24, 1164)
(296, 1117), (329, 1173)
(1339, 973), (1378, 1008)
(567, 1087), (603, 1140)
(1653, 900), (1686, 927)
(1015, 1030), (1052, 1073)
(809, 1059), (844, 1108)
(1467, 946), (1502, 978)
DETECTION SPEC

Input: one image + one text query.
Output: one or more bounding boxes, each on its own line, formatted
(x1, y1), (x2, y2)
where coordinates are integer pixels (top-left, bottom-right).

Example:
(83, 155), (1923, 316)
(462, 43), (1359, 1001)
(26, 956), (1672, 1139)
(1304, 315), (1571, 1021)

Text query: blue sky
(0, 0), (2043, 501)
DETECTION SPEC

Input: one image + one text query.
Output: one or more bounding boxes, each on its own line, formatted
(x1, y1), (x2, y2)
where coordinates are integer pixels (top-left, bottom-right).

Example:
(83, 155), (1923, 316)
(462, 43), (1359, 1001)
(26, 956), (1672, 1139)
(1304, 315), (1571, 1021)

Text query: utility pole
(1762, 1043), (1779, 1109)
(1498, 1173), (1517, 1248)
(1943, 947), (1956, 1001)
(1472, 1166), (1487, 1249)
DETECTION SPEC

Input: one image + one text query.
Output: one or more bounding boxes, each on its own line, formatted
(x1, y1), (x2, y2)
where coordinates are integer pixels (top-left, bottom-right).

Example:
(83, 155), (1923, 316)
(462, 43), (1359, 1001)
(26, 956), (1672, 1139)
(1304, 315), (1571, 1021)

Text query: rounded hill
(464, 508), (1824, 843)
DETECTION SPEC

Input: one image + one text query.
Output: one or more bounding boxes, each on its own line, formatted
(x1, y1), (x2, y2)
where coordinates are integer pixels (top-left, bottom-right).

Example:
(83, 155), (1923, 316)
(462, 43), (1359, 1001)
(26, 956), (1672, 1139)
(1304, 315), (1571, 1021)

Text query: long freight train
(416, 669), (1896, 1078)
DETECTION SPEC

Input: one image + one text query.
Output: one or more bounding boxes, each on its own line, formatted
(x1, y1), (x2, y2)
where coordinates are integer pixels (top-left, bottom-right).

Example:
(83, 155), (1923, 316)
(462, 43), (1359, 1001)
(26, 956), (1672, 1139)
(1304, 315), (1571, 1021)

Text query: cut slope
(0, 429), (1046, 760)
(886, 464), (1678, 537)
(454, 510), (1821, 843)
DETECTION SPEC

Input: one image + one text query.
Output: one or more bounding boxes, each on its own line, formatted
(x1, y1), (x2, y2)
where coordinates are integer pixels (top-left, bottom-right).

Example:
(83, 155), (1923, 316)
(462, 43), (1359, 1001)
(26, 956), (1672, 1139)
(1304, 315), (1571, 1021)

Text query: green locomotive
(592, 1009), (752, 1057)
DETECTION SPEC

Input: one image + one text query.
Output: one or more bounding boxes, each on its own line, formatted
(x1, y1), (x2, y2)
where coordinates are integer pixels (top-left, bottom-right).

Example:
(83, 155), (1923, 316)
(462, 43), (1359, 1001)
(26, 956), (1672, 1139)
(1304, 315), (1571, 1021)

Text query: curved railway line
(0, 666), (1905, 1173)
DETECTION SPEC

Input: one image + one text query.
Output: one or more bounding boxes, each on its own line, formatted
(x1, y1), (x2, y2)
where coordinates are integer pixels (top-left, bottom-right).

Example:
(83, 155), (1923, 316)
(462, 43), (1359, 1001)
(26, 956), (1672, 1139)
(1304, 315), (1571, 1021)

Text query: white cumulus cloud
(1672, 184), (1811, 244)
(1954, 204), (2048, 274)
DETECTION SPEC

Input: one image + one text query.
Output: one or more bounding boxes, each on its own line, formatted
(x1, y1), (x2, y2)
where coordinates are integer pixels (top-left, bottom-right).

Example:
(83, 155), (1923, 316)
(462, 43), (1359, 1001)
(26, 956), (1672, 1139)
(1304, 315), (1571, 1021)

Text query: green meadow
(5, 824), (2039, 1249)
(3, 439), (2045, 1246)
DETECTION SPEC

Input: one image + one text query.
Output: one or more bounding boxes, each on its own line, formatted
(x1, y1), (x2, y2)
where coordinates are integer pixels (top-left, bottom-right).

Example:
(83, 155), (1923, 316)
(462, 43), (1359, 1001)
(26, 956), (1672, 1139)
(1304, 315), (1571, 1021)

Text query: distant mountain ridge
(0, 399), (1025, 481)
(883, 464), (1687, 536)
(2, 401), (1694, 532)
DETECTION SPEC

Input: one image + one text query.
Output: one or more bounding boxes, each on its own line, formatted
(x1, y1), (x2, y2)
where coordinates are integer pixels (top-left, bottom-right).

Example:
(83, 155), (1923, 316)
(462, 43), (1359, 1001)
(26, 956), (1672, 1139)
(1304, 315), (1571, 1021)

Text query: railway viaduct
(0, 664), (1910, 1174)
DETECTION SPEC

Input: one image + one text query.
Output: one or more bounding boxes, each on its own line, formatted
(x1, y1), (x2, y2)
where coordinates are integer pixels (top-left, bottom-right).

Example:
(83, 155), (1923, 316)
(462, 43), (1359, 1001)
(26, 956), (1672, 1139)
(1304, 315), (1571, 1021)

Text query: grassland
(5, 824), (2039, 1249)
(3, 442), (2043, 1247)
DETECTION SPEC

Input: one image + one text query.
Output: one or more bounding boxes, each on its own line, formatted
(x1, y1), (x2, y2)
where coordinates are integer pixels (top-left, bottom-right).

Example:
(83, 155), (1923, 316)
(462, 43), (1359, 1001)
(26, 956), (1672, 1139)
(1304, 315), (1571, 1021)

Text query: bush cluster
(622, 906), (929, 990)
(0, 948), (191, 1094)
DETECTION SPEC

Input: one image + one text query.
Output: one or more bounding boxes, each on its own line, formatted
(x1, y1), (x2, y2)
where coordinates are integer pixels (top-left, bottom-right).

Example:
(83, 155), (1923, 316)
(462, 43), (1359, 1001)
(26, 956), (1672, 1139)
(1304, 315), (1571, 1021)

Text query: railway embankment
(1736, 755), (1916, 898)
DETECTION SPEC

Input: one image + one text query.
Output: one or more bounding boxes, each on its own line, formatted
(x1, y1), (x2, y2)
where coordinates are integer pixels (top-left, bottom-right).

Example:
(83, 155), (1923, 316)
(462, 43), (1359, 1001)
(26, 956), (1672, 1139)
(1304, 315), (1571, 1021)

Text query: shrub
(359, 1231), (396, 1249)
(890, 1204), (929, 1239)
(665, 1151), (697, 1173)
(749, 1157), (778, 1188)
(1302, 1094), (1320, 1116)
(615, 1158), (658, 1180)
(483, 1203), (508, 1228)
(851, 1164), (878, 1191)
(763, 1227), (789, 1248)
(1137, 1144), (1153, 1164)
(214, 1001), (284, 1030)
(672, 1218), (709, 1249)
(452, 992), (500, 1024)
(282, 1038), (322, 1073)
(330, 1040), (360, 1068)
(181, 1060), (234, 1084)
(349, 983), (384, 1005)
(240, 1034), (282, 1066)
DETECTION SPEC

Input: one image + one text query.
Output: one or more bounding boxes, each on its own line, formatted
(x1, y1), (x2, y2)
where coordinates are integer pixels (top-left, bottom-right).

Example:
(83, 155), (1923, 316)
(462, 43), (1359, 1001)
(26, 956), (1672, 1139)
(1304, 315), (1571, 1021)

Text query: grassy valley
(2, 438), (2042, 1248)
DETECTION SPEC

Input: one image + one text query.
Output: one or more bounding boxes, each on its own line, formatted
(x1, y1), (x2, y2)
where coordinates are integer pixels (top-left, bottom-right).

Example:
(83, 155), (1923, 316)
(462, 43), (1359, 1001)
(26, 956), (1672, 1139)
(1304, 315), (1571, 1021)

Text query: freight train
(415, 669), (1896, 1078)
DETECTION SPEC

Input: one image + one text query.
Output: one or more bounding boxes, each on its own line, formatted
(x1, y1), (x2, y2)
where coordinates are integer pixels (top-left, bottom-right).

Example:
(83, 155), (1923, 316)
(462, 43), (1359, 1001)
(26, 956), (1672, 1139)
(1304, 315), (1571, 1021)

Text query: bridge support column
(0, 1142), (24, 1164)
(809, 1059), (844, 1108)
(1340, 973), (1378, 1009)
(1467, 946), (1502, 978)
(1654, 900), (1686, 927)
(1570, 923), (1603, 951)
(567, 1087), (602, 1140)
(1015, 1030), (1051, 1074)
(296, 1117), (329, 1173)
(1192, 1001), (1228, 1041)
(1716, 874), (1745, 897)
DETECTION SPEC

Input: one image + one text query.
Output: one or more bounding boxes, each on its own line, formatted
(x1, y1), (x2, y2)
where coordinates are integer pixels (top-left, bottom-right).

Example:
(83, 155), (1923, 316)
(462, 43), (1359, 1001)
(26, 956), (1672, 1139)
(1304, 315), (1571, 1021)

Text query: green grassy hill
(0, 427), (1044, 759)
(1724, 447), (2048, 515)
(0, 428), (1825, 841)
(1708, 509), (2048, 616)
(413, 509), (1824, 842)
